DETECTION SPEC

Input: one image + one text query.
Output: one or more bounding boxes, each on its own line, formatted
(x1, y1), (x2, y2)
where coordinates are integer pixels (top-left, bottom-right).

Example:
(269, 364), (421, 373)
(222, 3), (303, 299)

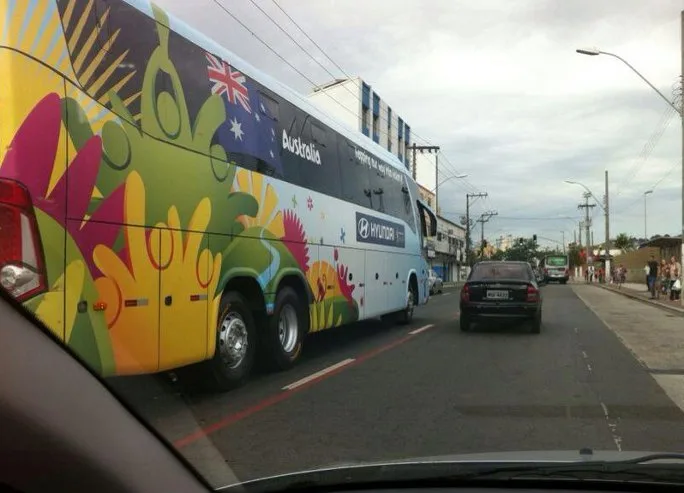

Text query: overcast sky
(153, 0), (683, 249)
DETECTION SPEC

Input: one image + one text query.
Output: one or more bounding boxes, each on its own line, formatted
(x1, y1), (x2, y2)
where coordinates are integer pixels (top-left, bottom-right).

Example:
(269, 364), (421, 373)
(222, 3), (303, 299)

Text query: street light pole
(644, 189), (653, 239)
(604, 170), (611, 277)
(576, 48), (680, 114)
(577, 42), (683, 303)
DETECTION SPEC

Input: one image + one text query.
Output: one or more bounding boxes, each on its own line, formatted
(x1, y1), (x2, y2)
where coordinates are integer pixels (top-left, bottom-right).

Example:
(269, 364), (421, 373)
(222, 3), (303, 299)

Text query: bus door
(416, 199), (437, 303)
(365, 248), (387, 317)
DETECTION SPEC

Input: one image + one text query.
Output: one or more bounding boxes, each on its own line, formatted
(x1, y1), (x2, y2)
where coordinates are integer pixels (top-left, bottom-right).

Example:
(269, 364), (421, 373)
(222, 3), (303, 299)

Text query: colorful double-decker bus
(0, 0), (436, 389)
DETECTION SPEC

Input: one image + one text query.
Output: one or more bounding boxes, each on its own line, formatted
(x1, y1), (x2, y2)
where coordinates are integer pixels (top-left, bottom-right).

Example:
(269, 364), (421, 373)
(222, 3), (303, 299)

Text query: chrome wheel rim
(218, 312), (248, 369)
(278, 304), (299, 353)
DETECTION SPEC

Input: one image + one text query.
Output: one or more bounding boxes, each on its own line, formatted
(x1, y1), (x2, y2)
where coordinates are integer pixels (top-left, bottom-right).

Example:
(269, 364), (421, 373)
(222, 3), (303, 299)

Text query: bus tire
(397, 282), (417, 325)
(206, 291), (257, 391)
(263, 286), (305, 371)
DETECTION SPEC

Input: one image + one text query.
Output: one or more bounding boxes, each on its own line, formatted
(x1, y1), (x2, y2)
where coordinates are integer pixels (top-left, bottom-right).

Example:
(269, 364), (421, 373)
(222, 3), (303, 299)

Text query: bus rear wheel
(206, 291), (257, 391)
(262, 287), (306, 371)
(396, 283), (417, 325)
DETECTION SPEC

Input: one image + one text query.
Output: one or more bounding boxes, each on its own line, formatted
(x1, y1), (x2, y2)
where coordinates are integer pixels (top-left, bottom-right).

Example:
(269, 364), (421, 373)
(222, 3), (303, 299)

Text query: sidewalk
(572, 284), (684, 414)
(595, 281), (684, 315)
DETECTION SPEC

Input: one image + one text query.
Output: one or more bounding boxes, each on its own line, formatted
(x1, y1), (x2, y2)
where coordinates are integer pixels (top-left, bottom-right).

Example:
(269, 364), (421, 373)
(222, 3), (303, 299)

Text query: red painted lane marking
(173, 323), (439, 449)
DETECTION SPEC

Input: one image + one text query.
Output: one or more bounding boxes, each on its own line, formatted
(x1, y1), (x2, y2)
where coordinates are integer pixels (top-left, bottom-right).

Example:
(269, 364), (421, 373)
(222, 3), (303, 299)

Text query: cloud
(153, 0), (683, 245)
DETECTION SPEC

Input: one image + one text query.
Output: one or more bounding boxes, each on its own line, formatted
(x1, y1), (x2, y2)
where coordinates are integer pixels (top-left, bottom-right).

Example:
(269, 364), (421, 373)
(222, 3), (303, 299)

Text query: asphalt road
(110, 284), (684, 486)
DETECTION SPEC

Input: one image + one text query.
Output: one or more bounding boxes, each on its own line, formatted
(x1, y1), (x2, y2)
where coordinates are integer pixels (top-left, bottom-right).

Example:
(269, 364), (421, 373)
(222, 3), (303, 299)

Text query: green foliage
(567, 242), (582, 267)
(501, 238), (539, 262)
(614, 233), (632, 251)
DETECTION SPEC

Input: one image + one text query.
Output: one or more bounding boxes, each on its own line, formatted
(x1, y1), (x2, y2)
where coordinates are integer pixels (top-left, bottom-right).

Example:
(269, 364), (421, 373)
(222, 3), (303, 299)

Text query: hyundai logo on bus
(355, 212), (405, 248)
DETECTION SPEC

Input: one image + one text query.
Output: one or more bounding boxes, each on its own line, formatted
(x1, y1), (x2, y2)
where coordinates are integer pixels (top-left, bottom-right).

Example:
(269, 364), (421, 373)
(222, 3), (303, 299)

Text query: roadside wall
(612, 247), (660, 283)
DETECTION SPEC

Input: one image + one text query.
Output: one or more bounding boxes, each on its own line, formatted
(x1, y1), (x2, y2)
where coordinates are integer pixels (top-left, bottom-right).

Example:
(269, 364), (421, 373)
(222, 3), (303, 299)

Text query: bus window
(294, 118), (341, 198)
(370, 169), (387, 214)
(259, 92), (280, 121)
(382, 171), (416, 230)
(340, 140), (372, 209)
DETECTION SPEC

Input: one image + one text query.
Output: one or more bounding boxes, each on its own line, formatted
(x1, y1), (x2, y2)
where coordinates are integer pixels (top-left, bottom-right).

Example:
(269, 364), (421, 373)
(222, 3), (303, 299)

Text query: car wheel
(205, 291), (257, 391)
(530, 312), (541, 334)
(262, 287), (306, 370)
(460, 314), (471, 332)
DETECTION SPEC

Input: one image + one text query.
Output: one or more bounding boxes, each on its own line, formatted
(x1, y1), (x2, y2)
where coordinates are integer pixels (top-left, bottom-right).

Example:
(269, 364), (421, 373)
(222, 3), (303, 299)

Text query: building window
(362, 82), (370, 108)
(362, 108), (370, 136)
(387, 106), (392, 151)
(372, 114), (379, 143)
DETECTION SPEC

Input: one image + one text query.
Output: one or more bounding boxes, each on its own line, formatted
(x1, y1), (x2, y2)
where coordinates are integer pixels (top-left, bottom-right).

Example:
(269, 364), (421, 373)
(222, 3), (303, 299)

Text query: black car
(459, 261), (542, 333)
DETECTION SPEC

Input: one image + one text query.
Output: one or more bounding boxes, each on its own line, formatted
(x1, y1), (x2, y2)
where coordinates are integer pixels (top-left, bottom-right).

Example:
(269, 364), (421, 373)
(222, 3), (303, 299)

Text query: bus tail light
(0, 178), (47, 301)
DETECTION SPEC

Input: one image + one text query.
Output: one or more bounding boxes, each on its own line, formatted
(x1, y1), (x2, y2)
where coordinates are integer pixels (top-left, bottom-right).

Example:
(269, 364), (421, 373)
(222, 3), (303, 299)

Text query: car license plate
(486, 290), (508, 300)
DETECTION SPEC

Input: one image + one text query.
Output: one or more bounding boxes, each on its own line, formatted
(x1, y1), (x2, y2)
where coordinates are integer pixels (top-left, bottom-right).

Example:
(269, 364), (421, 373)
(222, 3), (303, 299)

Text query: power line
(228, 0), (435, 147)
(268, 0), (354, 82)
(213, 0), (489, 198)
(611, 159), (681, 216)
(616, 105), (676, 195)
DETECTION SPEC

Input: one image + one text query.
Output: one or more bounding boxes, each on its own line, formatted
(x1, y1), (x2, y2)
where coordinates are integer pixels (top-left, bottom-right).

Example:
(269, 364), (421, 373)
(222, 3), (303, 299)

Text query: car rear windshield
(470, 263), (530, 281)
(546, 256), (568, 267)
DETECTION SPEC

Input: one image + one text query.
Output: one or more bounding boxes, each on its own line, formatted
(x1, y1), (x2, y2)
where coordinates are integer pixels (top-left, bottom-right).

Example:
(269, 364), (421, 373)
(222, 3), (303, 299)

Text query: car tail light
(460, 284), (470, 302)
(0, 178), (47, 301)
(526, 284), (539, 302)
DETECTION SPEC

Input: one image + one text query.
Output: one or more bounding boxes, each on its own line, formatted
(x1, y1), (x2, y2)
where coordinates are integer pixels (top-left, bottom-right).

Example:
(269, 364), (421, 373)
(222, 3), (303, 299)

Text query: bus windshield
(546, 256), (568, 267)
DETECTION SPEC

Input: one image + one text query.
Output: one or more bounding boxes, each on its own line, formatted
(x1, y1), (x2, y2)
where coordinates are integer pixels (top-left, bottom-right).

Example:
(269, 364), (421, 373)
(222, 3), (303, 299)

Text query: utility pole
(562, 231), (566, 253)
(578, 193), (595, 263)
(435, 152), (439, 214)
(410, 144), (440, 194)
(578, 221), (583, 247)
(476, 210), (498, 259)
(680, 10), (684, 305)
(465, 192), (488, 266)
(604, 170), (611, 277)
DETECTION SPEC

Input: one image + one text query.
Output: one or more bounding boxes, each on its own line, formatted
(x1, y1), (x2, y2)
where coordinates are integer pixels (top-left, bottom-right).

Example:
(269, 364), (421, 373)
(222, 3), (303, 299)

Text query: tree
(489, 249), (506, 261)
(567, 242), (581, 267)
(502, 238), (539, 262)
(614, 233), (632, 252)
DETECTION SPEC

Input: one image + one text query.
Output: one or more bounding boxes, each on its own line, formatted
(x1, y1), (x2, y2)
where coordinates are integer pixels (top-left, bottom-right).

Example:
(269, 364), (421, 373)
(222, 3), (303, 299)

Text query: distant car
(428, 270), (443, 294)
(459, 261), (542, 334)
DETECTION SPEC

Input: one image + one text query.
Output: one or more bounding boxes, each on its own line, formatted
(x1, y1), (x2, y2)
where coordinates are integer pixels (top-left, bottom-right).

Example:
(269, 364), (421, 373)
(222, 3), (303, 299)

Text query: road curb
(593, 284), (684, 317)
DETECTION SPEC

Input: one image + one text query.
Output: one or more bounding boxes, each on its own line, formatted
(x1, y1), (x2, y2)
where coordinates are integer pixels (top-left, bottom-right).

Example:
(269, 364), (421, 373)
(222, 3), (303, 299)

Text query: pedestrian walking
(617, 264), (626, 289)
(647, 254), (659, 299)
(644, 263), (650, 289)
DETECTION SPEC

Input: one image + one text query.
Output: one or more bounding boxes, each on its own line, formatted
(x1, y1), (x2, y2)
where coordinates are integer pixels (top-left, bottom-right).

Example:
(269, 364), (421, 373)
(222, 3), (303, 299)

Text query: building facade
(431, 215), (467, 281)
(418, 186), (466, 280)
(308, 77), (412, 170)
